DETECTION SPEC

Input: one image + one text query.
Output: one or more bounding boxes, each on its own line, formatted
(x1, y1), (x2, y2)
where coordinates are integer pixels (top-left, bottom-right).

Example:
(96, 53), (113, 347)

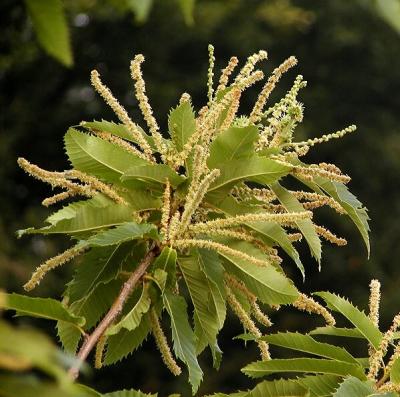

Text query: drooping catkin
(249, 56), (298, 124)
(315, 225), (347, 246)
(189, 211), (312, 232)
(149, 308), (182, 376)
(65, 170), (127, 205)
(42, 190), (77, 206)
(225, 284), (270, 360)
(173, 239), (268, 267)
(24, 245), (87, 291)
(235, 50), (268, 82)
(94, 333), (108, 369)
(292, 293), (336, 326)
(90, 69), (154, 161)
(160, 179), (171, 238)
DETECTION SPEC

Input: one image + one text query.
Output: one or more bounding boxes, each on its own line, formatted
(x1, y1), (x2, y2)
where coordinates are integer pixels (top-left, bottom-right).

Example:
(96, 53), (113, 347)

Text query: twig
(68, 245), (159, 380)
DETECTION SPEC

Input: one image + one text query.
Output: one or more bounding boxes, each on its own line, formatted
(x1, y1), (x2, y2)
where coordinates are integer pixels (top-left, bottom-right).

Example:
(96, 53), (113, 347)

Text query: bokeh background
(1, 0), (400, 395)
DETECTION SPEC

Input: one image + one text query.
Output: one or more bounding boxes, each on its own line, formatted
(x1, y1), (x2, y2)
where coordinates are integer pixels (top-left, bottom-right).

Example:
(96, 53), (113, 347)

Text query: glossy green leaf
(296, 375), (341, 397)
(65, 128), (148, 183)
(314, 177), (370, 256)
(24, 0), (72, 66)
(2, 293), (84, 327)
(168, 101), (196, 151)
(207, 156), (291, 197)
(163, 291), (203, 394)
(104, 315), (151, 365)
(314, 292), (382, 350)
(263, 332), (358, 364)
(106, 285), (151, 336)
(219, 239), (299, 305)
(270, 182), (321, 265)
(249, 379), (310, 397)
(242, 358), (366, 380)
(122, 164), (185, 187)
(332, 376), (375, 397)
(208, 126), (259, 168)
(178, 251), (226, 361)
(151, 247), (177, 289)
(309, 326), (364, 339)
(390, 357), (400, 384)
(87, 222), (158, 247)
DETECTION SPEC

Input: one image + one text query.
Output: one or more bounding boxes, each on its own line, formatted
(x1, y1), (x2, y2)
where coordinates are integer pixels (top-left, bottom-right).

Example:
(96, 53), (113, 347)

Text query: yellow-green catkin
(179, 92), (191, 104)
(379, 382), (400, 393)
(90, 69), (154, 161)
(235, 50), (268, 82)
(130, 55), (167, 158)
(249, 56), (298, 124)
(216, 56), (239, 93)
(290, 125), (357, 148)
(65, 169), (127, 205)
(292, 165), (351, 184)
(94, 130), (148, 161)
(315, 225), (347, 246)
(225, 284), (270, 360)
(42, 191), (76, 207)
(24, 245), (87, 291)
(207, 44), (215, 106)
(173, 239), (268, 267)
(369, 279), (381, 327)
(293, 293), (336, 326)
(94, 333), (108, 369)
(177, 169), (220, 236)
(160, 179), (171, 238)
(149, 308), (182, 376)
(368, 314), (400, 380)
(189, 211), (312, 233)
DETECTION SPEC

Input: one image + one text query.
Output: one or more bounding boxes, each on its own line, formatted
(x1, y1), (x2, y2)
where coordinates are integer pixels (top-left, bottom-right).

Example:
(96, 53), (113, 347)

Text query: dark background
(1, 1), (400, 395)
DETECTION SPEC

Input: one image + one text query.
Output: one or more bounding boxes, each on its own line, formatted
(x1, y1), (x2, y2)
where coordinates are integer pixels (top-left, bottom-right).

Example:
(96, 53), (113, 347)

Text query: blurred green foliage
(1, 0), (400, 395)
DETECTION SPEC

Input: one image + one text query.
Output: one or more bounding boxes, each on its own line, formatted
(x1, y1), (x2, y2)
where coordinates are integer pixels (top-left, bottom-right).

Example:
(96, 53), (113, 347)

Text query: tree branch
(68, 245), (159, 380)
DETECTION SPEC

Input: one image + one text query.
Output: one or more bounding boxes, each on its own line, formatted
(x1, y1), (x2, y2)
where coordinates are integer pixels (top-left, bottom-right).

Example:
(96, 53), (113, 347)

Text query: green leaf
(178, 251), (226, 361)
(249, 379), (310, 397)
(2, 293), (84, 326)
(19, 196), (134, 237)
(102, 390), (156, 397)
(390, 357), (400, 384)
(242, 358), (366, 380)
(151, 247), (177, 289)
(104, 315), (151, 365)
(219, 240), (299, 305)
(87, 222), (158, 247)
(106, 285), (151, 336)
(67, 243), (140, 302)
(168, 101), (196, 151)
(314, 178), (370, 256)
(65, 128), (148, 184)
(314, 292), (382, 350)
(207, 157), (291, 197)
(270, 182), (321, 265)
(121, 164), (185, 187)
(296, 375), (341, 397)
(57, 320), (81, 354)
(177, 0), (195, 25)
(208, 126), (259, 168)
(309, 326), (365, 339)
(263, 332), (358, 364)
(332, 376), (375, 397)
(163, 291), (203, 394)
(24, 0), (72, 66)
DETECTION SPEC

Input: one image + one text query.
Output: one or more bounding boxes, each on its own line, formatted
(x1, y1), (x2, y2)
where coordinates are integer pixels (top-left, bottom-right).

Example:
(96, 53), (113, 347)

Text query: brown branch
(68, 245), (159, 380)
